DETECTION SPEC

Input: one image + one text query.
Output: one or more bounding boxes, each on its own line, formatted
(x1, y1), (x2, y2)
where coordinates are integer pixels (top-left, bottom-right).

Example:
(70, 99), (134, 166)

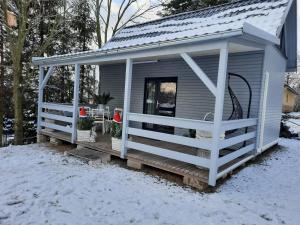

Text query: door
(143, 77), (177, 133)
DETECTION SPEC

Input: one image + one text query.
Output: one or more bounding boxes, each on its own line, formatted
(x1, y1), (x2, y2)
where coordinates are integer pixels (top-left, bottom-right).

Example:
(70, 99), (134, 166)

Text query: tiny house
(282, 84), (299, 112)
(33, 0), (297, 187)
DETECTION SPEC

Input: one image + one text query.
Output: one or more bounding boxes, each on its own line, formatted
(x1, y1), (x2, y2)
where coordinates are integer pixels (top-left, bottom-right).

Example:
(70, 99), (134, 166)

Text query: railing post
(37, 66), (44, 133)
(121, 58), (133, 158)
(71, 64), (80, 143)
(209, 42), (229, 186)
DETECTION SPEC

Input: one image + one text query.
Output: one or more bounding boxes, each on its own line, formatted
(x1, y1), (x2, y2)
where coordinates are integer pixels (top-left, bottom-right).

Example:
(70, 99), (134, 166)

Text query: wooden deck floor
(39, 129), (249, 189)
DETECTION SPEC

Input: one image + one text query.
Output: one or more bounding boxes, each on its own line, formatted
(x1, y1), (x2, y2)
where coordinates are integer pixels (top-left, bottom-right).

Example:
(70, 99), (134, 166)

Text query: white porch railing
(127, 113), (213, 168)
(39, 102), (74, 137)
(125, 112), (258, 181)
(216, 118), (258, 178)
(37, 64), (80, 143)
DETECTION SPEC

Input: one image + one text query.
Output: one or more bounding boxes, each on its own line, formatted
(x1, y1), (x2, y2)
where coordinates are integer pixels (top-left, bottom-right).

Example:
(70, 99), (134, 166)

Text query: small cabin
(33, 0), (297, 188)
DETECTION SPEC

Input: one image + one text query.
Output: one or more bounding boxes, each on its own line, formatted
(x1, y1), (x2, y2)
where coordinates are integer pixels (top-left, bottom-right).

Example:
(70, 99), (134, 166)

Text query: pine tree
(22, 0), (69, 142)
(0, 8), (5, 146)
(160, 0), (229, 16)
(70, 0), (95, 103)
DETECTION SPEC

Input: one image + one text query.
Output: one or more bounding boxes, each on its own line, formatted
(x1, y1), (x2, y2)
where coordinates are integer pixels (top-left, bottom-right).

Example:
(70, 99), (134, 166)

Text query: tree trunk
(13, 62), (24, 145)
(0, 22), (4, 147)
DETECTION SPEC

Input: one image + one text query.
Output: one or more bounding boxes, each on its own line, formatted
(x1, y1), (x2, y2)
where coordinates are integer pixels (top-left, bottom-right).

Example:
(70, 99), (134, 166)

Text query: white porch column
(37, 66), (44, 133)
(121, 58), (133, 158)
(209, 42), (229, 186)
(71, 64), (80, 143)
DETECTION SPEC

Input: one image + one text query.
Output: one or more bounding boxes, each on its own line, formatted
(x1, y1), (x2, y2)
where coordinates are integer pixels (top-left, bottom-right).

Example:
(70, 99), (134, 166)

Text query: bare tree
(93, 0), (159, 48)
(1, 0), (32, 145)
(0, 0), (68, 145)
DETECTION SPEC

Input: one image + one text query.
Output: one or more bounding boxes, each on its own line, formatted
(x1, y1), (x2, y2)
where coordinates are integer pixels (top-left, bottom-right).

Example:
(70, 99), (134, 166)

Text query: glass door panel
(143, 77), (177, 133)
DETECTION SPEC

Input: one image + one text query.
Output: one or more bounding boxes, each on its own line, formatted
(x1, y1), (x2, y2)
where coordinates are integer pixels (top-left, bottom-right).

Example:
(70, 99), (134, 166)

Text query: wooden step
(67, 147), (111, 164)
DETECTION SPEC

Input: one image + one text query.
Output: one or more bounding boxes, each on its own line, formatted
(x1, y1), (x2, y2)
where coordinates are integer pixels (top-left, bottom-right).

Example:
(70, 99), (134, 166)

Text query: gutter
(32, 30), (243, 66)
(33, 23), (279, 66)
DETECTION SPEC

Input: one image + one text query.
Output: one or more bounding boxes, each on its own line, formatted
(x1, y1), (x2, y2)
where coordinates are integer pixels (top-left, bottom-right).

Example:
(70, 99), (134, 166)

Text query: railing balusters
(126, 112), (258, 181)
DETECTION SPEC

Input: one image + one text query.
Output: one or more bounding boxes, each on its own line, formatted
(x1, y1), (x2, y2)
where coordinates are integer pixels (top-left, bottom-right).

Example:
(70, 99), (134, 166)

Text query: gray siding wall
(260, 46), (286, 148)
(100, 51), (264, 133)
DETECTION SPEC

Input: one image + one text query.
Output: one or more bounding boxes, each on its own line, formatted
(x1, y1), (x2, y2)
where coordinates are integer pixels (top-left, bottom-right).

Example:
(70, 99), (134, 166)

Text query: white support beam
(71, 64), (80, 143)
(40, 112), (73, 123)
(41, 122), (72, 134)
(128, 127), (212, 150)
(127, 141), (210, 168)
(218, 144), (255, 167)
(181, 53), (217, 96)
(37, 67), (44, 133)
(257, 71), (270, 153)
(41, 66), (56, 89)
(208, 42), (229, 186)
(128, 113), (213, 131)
(41, 102), (73, 112)
(121, 58), (133, 158)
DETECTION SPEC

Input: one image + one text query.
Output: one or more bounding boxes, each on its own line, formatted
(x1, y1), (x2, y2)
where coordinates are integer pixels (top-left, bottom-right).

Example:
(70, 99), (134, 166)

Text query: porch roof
(32, 0), (293, 66)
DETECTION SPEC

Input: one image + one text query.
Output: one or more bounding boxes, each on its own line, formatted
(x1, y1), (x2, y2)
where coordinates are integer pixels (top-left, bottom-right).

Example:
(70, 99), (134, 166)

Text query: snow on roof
(32, 0), (292, 64)
(102, 0), (290, 51)
(284, 84), (299, 95)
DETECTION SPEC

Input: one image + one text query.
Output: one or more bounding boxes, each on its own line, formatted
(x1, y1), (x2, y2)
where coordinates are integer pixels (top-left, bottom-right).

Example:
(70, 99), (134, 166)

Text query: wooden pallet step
(67, 147), (111, 164)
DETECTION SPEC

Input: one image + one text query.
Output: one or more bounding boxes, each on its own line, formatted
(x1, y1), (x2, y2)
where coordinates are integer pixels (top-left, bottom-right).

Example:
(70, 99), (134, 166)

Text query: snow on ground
(0, 139), (300, 225)
(284, 118), (300, 135)
(288, 112), (300, 118)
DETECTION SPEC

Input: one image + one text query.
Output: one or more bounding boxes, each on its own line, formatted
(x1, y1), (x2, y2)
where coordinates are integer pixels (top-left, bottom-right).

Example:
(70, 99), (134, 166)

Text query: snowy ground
(284, 118), (300, 135)
(0, 139), (299, 225)
(282, 112), (300, 137)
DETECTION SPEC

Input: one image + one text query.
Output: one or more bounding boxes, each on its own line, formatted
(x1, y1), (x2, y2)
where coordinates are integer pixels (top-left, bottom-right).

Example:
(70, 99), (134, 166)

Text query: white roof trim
(32, 30), (243, 66)
(243, 22), (280, 45)
(276, 0), (295, 36)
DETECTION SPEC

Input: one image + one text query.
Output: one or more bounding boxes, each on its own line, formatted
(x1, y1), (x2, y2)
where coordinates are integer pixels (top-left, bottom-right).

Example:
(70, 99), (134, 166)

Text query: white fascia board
(243, 22), (280, 45)
(32, 30), (243, 67)
(276, 0), (295, 37)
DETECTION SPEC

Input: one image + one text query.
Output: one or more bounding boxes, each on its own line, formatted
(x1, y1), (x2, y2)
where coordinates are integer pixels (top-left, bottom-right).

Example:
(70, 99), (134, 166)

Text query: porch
(35, 39), (265, 187)
(39, 124), (257, 189)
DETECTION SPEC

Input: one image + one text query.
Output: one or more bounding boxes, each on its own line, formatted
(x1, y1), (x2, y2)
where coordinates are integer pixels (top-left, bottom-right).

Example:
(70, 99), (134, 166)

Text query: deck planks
(38, 129), (252, 190)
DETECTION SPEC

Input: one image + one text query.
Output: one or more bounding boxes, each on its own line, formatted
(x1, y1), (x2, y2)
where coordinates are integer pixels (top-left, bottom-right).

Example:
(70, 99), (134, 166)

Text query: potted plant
(77, 117), (96, 142)
(93, 92), (114, 109)
(111, 120), (122, 151)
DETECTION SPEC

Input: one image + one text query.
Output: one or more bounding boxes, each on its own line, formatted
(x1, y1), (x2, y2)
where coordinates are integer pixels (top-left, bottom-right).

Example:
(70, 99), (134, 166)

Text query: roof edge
(243, 22), (280, 45)
(284, 84), (299, 95)
(32, 30), (243, 66)
(276, 0), (295, 36)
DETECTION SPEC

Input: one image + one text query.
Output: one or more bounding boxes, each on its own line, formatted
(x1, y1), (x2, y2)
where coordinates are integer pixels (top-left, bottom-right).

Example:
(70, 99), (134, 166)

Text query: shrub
(77, 117), (94, 130)
(111, 122), (122, 139)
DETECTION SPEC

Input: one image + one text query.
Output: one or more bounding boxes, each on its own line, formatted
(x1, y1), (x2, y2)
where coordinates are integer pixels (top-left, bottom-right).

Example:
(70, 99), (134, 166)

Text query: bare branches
(92, 0), (159, 47)
(95, 0), (104, 47)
